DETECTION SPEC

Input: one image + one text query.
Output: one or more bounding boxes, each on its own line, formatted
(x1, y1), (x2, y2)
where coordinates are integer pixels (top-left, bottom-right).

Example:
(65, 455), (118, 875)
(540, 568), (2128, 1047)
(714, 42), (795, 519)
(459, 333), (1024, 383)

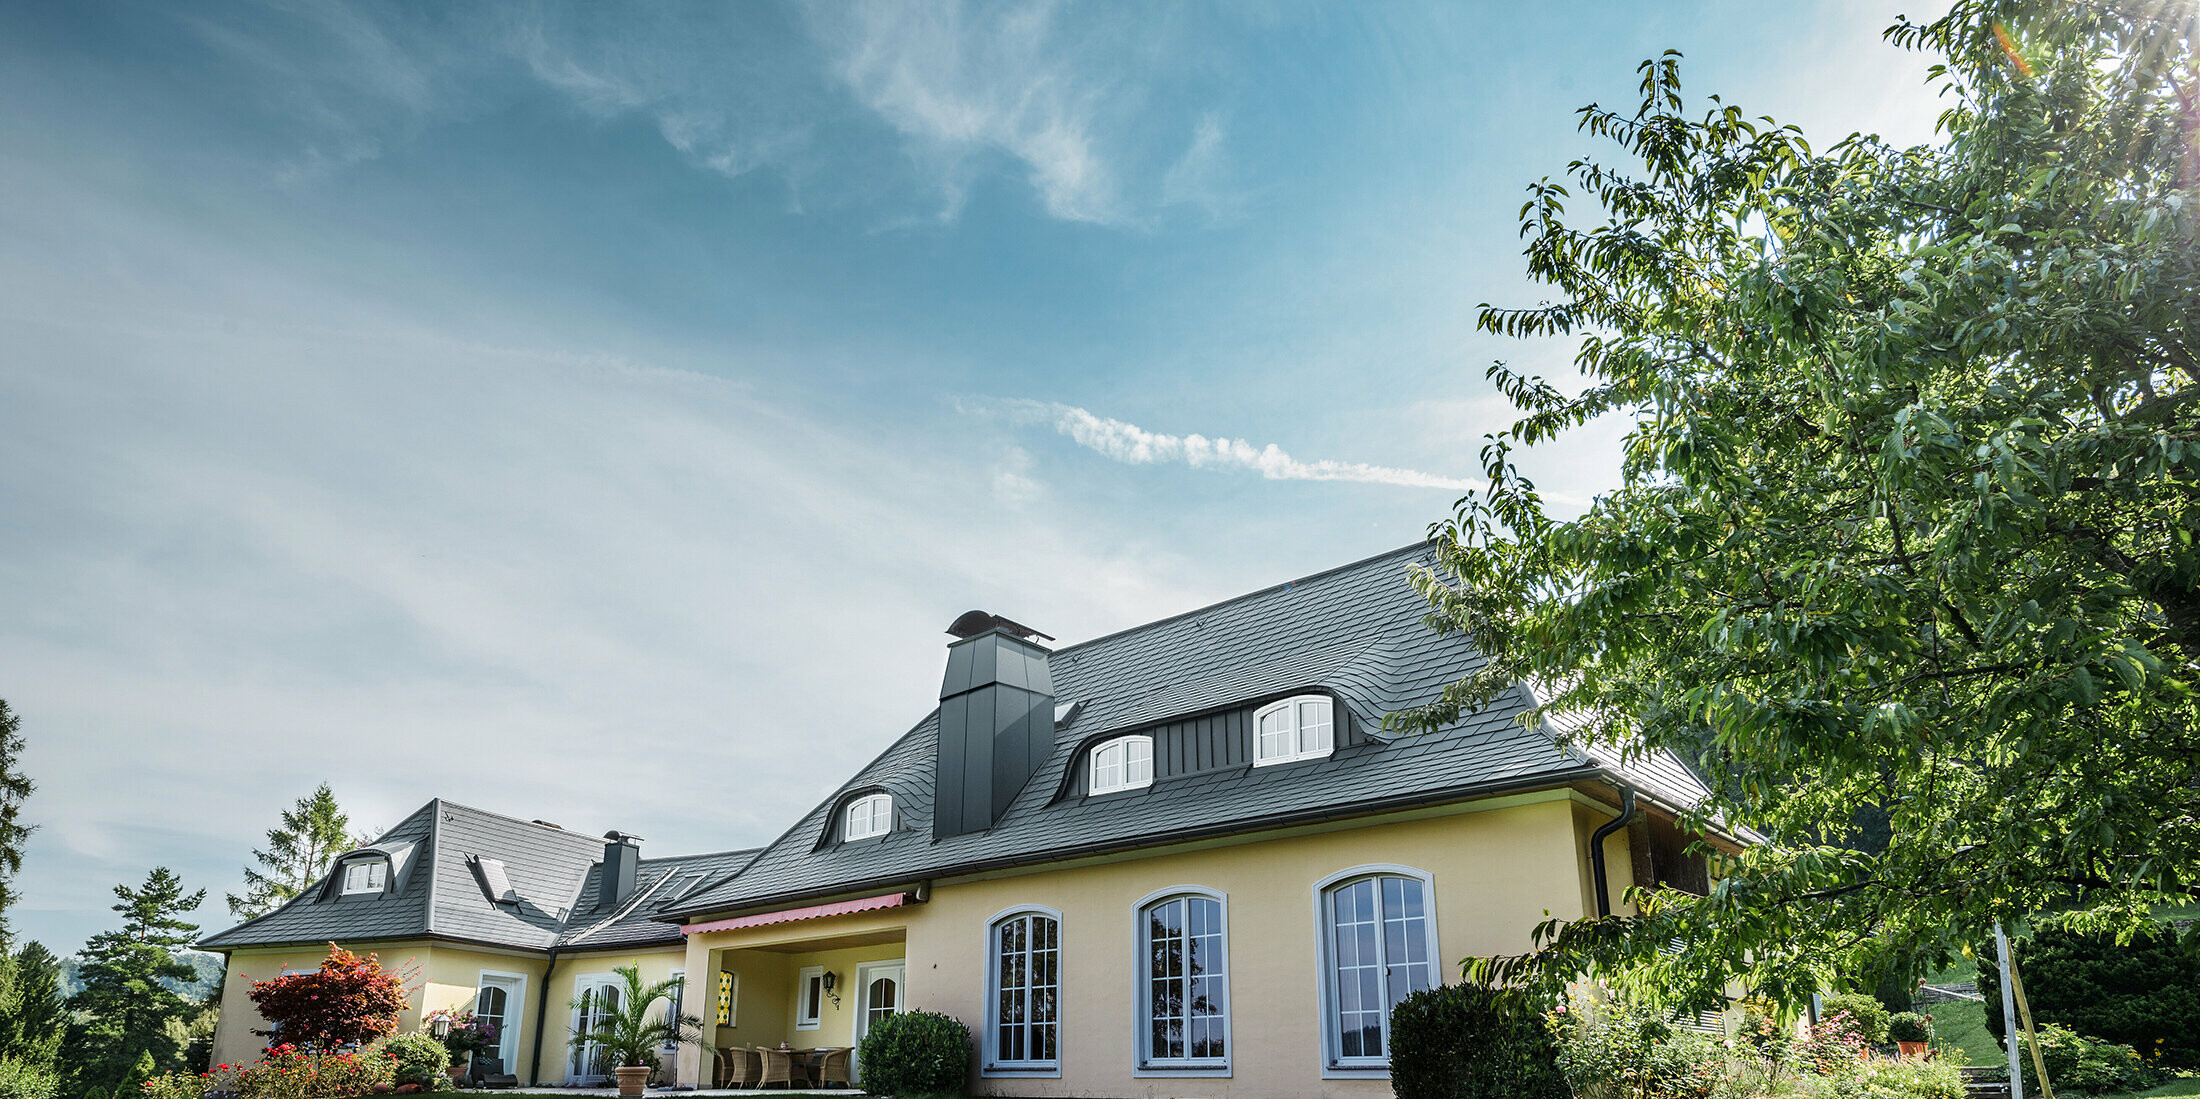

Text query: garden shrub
(2008, 1024), (2158, 1096)
(204, 1045), (398, 1099)
(1549, 993), (1728, 1099)
(854, 1009), (970, 1098)
(135, 1074), (204, 1099)
(246, 947), (410, 1051)
(0, 1057), (59, 1099)
(1974, 916), (2200, 1068)
(1886, 1013), (1931, 1044)
(1839, 1057), (1965, 1099)
(1821, 995), (1890, 1045)
(1388, 983), (1566, 1099)
(374, 1034), (448, 1084)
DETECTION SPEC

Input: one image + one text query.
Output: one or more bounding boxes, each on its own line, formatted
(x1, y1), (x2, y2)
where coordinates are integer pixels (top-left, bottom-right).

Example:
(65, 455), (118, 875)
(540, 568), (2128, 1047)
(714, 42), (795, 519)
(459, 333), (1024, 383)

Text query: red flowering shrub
(246, 946), (412, 1051)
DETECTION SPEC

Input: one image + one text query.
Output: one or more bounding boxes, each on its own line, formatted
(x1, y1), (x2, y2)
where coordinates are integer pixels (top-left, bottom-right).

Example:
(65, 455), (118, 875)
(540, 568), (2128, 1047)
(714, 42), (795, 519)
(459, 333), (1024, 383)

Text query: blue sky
(0, 1), (1946, 953)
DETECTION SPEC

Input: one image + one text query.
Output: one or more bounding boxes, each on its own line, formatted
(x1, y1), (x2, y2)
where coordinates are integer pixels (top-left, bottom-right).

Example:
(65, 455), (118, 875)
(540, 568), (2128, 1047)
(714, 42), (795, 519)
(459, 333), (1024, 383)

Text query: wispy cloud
(1007, 400), (1474, 491)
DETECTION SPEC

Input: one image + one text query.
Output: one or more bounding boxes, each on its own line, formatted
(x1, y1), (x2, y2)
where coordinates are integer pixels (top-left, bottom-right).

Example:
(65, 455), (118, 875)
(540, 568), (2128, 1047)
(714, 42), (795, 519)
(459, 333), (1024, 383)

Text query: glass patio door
(569, 978), (623, 1083)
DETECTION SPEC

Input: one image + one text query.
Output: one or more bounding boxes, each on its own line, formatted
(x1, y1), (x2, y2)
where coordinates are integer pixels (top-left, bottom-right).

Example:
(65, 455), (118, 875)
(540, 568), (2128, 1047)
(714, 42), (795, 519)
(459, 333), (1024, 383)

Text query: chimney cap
(603, 831), (644, 845)
(947, 610), (1054, 642)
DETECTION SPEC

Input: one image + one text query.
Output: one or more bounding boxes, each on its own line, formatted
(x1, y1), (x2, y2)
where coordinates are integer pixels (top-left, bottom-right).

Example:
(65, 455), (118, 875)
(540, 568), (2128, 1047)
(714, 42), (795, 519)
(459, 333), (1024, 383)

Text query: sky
(0, 0), (1950, 954)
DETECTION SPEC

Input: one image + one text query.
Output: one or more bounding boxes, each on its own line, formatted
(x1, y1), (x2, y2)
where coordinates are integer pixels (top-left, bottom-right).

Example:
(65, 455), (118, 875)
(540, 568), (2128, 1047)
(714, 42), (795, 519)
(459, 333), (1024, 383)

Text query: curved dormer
(315, 838), (418, 901)
(816, 787), (902, 847)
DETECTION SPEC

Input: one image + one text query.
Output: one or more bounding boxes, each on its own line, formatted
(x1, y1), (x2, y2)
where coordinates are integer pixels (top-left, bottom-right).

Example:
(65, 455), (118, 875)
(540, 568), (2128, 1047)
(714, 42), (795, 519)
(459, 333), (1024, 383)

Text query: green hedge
(1975, 917), (2200, 1068)
(0, 1058), (58, 1099)
(1389, 983), (1566, 1099)
(854, 1010), (970, 1098)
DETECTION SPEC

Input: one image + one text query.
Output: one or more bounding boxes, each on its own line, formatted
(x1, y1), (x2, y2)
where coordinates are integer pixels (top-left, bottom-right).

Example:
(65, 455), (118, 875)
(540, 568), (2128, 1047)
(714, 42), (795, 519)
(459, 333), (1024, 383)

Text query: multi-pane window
(661, 972), (684, 1052)
(341, 860), (387, 894)
(1322, 874), (1434, 1067)
(795, 966), (823, 1030)
(844, 794), (892, 841)
(1088, 735), (1154, 795)
(988, 911), (1060, 1070)
(1141, 893), (1228, 1069)
(1253, 695), (1334, 766)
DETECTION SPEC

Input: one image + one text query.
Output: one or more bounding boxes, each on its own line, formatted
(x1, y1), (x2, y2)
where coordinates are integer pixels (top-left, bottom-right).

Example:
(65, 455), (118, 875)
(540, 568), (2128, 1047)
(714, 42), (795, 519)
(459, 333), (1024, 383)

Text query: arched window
(1253, 694), (1334, 766)
(1088, 735), (1153, 794)
(984, 907), (1061, 1075)
(1314, 866), (1438, 1073)
(843, 793), (892, 841)
(1136, 887), (1230, 1075)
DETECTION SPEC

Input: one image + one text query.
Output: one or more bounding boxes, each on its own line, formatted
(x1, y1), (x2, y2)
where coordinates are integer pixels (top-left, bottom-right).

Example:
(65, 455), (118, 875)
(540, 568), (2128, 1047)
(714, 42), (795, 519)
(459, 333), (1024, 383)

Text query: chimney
(599, 831), (642, 910)
(935, 612), (1056, 840)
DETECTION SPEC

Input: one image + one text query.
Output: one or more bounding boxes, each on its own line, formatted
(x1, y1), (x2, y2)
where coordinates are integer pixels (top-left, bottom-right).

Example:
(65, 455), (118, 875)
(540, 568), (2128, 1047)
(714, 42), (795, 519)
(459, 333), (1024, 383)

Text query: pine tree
(66, 868), (205, 1093)
(226, 784), (350, 918)
(0, 700), (34, 951)
(0, 941), (69, 1068)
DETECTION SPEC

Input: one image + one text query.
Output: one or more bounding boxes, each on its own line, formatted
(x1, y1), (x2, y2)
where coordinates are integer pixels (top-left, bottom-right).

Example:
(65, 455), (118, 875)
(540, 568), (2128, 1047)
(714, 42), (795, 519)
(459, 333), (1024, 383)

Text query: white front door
(474, 973), (525, 1072)
(851, 960), (906, 1074)
(569, 976), (623, 1084)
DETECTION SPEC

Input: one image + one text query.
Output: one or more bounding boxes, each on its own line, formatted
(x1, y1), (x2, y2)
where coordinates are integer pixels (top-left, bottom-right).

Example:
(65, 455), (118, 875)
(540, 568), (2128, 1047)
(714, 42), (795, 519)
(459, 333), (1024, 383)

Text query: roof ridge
(636, 847), (760, 866)
(1050, 540), (1434, 658)
(427, 797), (612, 847)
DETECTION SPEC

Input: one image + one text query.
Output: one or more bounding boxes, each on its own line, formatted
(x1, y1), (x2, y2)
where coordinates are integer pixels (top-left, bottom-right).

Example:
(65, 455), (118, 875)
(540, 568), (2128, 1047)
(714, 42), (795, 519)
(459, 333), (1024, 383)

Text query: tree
(65, 868), (206, 1093)
(1410, 0), (2198, 1008)
(245, 945), (409, 1051)
(227, 784), (353, 918)
(0, 700), (33, 951)
(565, 964), (699, 1072)
(0, 942), (70, 1069)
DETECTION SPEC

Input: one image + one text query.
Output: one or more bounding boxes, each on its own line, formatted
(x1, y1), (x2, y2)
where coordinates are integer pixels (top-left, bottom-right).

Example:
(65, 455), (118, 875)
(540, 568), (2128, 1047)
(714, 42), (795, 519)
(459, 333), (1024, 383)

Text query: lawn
(2106, 1078), (2200, 1098)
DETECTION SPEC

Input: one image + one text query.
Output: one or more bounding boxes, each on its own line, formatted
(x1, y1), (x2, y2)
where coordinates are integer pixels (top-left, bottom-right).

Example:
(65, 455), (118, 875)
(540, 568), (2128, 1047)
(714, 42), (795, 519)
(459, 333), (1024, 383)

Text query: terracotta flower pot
(1897, 1040), (1929, 1059)
(613, 1064), (652, 1097)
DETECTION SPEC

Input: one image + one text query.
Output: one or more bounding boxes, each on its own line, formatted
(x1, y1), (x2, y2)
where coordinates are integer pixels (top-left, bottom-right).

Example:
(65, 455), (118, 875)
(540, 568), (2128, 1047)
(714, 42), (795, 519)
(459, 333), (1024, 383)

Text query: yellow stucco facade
(674, 787), (1649, 1099)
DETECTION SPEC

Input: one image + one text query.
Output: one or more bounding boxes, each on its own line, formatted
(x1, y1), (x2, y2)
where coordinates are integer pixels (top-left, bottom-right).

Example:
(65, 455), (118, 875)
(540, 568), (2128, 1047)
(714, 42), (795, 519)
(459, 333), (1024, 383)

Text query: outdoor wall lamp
(821, 971), (840, 1008)
(430, 1015), (451, 1040)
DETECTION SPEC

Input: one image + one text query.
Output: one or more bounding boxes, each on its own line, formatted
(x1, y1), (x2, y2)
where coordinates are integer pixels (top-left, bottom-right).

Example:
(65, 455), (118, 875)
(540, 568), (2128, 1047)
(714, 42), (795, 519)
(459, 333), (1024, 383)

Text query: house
(196, 801), (754, 1085)
(200, 542), (1738, 1097)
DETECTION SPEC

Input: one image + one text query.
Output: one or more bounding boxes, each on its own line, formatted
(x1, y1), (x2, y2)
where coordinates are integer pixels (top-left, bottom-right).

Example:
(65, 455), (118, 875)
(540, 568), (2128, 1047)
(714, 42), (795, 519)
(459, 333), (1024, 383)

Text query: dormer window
(1089, 735), (1154, 794)
(1253, 695), (1334, 766)
(844, 793), (893, 841)
(340, 859), (388, 895)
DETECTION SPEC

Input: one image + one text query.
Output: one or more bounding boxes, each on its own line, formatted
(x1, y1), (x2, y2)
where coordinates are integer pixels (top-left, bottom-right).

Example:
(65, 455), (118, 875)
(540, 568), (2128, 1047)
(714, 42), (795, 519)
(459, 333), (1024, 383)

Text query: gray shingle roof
(667, 542), (1718, 921)
(200, 800), (643, 953)
(557, 848), (760, 951)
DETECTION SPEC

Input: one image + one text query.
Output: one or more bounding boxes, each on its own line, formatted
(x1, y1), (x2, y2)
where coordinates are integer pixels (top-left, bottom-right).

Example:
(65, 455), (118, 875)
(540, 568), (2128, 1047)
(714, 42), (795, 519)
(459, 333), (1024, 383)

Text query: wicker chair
(714, 1046), (762, 1089)
(757, 1047), (799, 1090)
(813, 1048), (852, 1089)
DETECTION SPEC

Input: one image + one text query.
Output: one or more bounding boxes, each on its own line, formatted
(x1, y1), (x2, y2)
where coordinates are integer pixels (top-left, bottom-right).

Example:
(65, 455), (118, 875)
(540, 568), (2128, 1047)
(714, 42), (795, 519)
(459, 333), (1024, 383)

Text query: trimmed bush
(1888, 1012), (1933, 1043)
(0, 1058), (59, 1099)
(1823, 993), (1891, 1045)
(1389, 983), (1566, 1099)
(854, 1010), (970, 1098)
(374, 1034), (448, 1084)
(1974, 916), (2200, 1068)
(1549, 994), (1727, 1099)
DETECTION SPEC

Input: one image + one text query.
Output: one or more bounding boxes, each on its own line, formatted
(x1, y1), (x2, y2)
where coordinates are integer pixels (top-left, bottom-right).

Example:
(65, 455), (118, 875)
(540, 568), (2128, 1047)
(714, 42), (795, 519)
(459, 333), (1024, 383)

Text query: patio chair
(714, 1046), (761, 1089)
(757, 1047), (798, 1090)
(467, 1056), (519, 1090)
(813, 1048), (852, 1089)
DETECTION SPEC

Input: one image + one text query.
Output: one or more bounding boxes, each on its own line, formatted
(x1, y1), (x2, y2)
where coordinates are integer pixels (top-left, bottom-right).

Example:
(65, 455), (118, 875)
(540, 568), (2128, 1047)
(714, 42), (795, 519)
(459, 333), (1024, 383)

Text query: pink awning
(681, 891), (909, 936)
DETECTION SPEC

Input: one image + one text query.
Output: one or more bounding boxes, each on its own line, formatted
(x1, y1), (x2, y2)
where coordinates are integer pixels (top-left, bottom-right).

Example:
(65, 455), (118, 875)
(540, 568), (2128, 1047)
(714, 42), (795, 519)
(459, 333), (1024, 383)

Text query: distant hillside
(57, 951), (226, 1001)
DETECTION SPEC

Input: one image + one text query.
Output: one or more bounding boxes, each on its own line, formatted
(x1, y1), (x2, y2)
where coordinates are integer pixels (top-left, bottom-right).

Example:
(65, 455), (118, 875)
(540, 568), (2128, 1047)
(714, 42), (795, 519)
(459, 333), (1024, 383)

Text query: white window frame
(1131, 885), (1232, 1079)
(474, 970), (528, 1072)
(1087, 735), (1154, 795)
(662, 969), (685, 1052)
(1310, 864), (1441, 1079)
(568, 973), (624, 1084)
(982, 905), (1063, 1078)
(1252, 694), (1335, 766)
(843, 794), (892, 841)
(795, 965), (824, 1030)
(341, 859), (387, 895)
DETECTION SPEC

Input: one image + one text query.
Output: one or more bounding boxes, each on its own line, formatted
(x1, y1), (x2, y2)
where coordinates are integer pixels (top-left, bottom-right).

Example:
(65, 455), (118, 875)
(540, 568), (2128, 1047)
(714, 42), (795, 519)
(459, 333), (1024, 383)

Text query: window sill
(1251, 750), (1334, 768)
(1322, 1063), (1393, 1080)
(979, 1064), (1061, 1079)
(1133, 1063), (1231, 1079)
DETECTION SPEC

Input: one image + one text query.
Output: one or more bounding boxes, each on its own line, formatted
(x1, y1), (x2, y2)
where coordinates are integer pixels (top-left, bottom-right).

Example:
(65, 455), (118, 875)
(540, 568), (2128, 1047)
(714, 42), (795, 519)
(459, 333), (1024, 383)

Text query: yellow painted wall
(544, 946), (687, 1085)
(208, 942), (494, 1071)
(1572, 799), (1640, 917)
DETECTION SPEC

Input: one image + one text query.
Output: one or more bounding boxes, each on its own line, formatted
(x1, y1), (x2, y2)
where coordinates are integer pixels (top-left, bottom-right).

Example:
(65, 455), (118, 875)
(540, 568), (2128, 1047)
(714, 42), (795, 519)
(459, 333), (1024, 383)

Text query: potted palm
(567, 965), (704, 1097)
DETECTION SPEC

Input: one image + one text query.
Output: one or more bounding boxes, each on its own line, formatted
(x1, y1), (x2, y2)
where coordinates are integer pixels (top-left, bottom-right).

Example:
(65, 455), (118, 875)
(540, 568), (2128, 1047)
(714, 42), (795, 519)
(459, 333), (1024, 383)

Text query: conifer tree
(0, 700), (33, 950)
(0, 941), (69, 1069)
(66, 868), (205, 1092)
(226, 784), (351, 918)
